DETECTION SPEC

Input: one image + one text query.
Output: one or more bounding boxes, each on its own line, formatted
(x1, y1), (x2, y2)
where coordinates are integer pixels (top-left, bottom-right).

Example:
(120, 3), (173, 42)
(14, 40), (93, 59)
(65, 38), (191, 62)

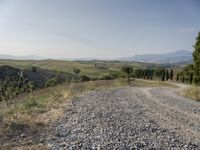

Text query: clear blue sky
(0, 0), (199, 58)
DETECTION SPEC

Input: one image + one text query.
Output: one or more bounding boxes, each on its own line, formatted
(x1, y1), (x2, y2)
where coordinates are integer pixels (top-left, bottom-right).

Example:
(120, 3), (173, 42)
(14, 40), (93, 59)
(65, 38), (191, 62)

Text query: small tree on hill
(73, 68), (81, 74)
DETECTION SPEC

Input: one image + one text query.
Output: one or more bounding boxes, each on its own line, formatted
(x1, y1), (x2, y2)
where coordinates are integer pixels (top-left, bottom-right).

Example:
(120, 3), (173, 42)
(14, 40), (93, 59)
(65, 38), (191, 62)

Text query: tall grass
(0, 79), (126, 136)
(183, 86), (200, 101)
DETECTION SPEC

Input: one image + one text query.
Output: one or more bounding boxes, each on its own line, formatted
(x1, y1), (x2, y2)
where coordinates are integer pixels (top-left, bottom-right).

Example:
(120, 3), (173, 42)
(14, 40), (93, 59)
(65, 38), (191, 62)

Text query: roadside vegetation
(0, 79), (127, 148)
(181, 32), (200, 100)
(183, 86), (200, 101)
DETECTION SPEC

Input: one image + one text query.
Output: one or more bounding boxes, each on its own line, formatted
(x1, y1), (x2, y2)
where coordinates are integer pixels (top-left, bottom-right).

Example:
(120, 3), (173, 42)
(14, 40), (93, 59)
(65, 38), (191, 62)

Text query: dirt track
(47, 86), (200, 149)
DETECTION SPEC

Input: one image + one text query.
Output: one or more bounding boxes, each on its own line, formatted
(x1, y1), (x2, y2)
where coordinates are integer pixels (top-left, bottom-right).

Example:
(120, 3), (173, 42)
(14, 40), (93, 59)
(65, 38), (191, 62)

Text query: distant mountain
(120, 50), (193, 64)
(0, 54), (45, 60)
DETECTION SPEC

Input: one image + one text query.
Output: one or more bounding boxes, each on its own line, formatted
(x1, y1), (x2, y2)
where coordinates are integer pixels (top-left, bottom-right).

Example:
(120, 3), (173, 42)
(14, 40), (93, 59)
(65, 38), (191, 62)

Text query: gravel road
(47, 86), (200, 149)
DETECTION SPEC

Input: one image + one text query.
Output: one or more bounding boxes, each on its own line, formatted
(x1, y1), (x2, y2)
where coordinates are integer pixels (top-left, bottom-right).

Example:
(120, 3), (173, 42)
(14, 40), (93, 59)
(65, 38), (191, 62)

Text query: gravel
(46, 87), (200, 149)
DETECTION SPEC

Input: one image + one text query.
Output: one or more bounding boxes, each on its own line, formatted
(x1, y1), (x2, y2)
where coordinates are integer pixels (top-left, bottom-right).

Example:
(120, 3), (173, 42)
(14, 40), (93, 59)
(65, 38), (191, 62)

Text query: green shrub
(80, 75), (91, 82)
(73, 68), (81, 74)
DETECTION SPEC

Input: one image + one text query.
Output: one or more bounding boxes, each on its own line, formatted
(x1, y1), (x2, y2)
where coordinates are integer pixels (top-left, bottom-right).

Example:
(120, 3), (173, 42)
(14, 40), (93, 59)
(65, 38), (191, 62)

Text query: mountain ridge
(119, 50), (192, 64)
(0, 50), (193, 64)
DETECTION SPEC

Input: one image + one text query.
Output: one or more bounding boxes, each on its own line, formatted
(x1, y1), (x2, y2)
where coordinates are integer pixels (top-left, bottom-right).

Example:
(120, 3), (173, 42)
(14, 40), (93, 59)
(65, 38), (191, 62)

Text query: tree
(170, 69), (173, 80)
(182, 74), (185, 83)
(190, 73), (193, 84)
(176, 73), (179, 82)
(121, 66), (133, 83)
(193, 32), (200, 85)
(31, 66), (37, 72)
(166, 70), (169, 81)
(161, 69), (166, 81)
(73, 68), (81, 74)
(134, 69), (142, 78)
(154, 68), (164, 80)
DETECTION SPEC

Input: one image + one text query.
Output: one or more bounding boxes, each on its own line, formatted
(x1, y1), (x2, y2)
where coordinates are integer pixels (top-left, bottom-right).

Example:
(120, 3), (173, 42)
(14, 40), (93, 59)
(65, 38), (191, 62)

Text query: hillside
(0, 59), (157, 78)
(0, 65), (80, 101)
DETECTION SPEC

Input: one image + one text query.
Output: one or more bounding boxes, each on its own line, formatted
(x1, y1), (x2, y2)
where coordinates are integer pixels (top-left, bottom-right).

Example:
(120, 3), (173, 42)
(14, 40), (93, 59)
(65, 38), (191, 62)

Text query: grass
(0, 79), (127, 148)
(0, 59), (150, 78)
(0, 78), (176, 149)
(0, 79), (176, 135)
(132, 79), (178, 88)
(182, 86), (200, 101)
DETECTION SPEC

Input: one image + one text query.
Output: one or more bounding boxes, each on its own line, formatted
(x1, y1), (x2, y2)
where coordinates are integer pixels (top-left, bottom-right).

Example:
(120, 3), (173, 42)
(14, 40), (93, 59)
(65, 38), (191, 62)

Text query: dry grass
(1, 144), (50, 150)
(0, 79), (126, 149)
(0, 79), (176, 135)
(182, 86), (200, 101)
(132, 79), (178, 88)
(0, 78), (177, 149)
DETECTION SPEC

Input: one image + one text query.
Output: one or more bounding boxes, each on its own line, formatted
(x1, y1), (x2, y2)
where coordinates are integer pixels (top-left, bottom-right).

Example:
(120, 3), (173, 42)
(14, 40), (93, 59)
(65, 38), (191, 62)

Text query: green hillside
(0, 59), (154, 78)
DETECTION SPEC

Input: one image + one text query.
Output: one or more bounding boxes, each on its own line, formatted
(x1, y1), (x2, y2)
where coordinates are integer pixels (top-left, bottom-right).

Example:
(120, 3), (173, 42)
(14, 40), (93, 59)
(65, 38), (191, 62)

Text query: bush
(100, 75), (112, 80)
(45, 78), (58, 87)
(31, 66), (37, 72)
(80, 75), (91, 82)
(73, 68), (81, 74)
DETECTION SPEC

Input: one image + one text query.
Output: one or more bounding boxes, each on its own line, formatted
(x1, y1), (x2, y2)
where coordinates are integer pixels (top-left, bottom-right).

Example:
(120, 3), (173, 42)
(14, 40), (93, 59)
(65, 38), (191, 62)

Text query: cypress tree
(170, 69), (173, 80)
(146, 70), (149, 80)
(189, 73), (193, 84)
(182, 75), (185, 83)
(177, 73), (179, 82)
(150, 70), (153, 80)
(193, 32), (200, 85)
(166, 70), (169, 81)
(143, 70), (145, 79)
(162, 69), (165, 81)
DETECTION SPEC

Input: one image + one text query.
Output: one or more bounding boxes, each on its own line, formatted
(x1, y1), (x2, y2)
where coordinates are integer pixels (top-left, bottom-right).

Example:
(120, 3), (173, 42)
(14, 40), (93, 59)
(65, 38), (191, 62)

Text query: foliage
(161, 69), (166, 81)
(121, 66), (134, 83)
(0, 79), (127, 138)
(176, 73), (179, 82)
(80, 75), (91, 82)
(31, 66), (37, 72)
(73, 68), (81, 74)
(170, 69), (173, 80)
(45, 78), (58, 87)
(193, 32), (200, 85)
(0, 65), (79, 101)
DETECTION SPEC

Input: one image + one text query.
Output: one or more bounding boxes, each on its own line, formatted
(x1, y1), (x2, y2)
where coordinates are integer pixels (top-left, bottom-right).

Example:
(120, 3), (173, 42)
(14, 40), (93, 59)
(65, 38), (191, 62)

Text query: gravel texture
(46, 87), (200, 149)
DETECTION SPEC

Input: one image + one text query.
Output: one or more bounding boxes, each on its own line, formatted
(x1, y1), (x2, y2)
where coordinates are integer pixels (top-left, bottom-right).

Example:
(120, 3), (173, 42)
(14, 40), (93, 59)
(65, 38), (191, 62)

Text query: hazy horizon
(0, 49), (192, 60)
(0, 0), (200, 59)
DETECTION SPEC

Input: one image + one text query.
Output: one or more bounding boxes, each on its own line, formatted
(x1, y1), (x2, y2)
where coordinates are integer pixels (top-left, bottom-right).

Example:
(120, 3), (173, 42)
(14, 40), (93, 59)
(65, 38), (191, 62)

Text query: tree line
(121, 65), (175, 82)
(121, 32), (200, 85)
(178, 32), (200, 85)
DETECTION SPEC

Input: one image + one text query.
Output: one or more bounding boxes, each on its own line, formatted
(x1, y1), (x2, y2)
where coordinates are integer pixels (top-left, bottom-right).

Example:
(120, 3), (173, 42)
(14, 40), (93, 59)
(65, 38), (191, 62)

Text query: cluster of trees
(0, 67), (34, 101)
(133, 68), (174, 81)
(176, 64), (194, 84)
(121, 32), (200, 86)
(177, 32), (200, 85)
(0, 66), (83, 101)
(121, 66), (174, 82)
